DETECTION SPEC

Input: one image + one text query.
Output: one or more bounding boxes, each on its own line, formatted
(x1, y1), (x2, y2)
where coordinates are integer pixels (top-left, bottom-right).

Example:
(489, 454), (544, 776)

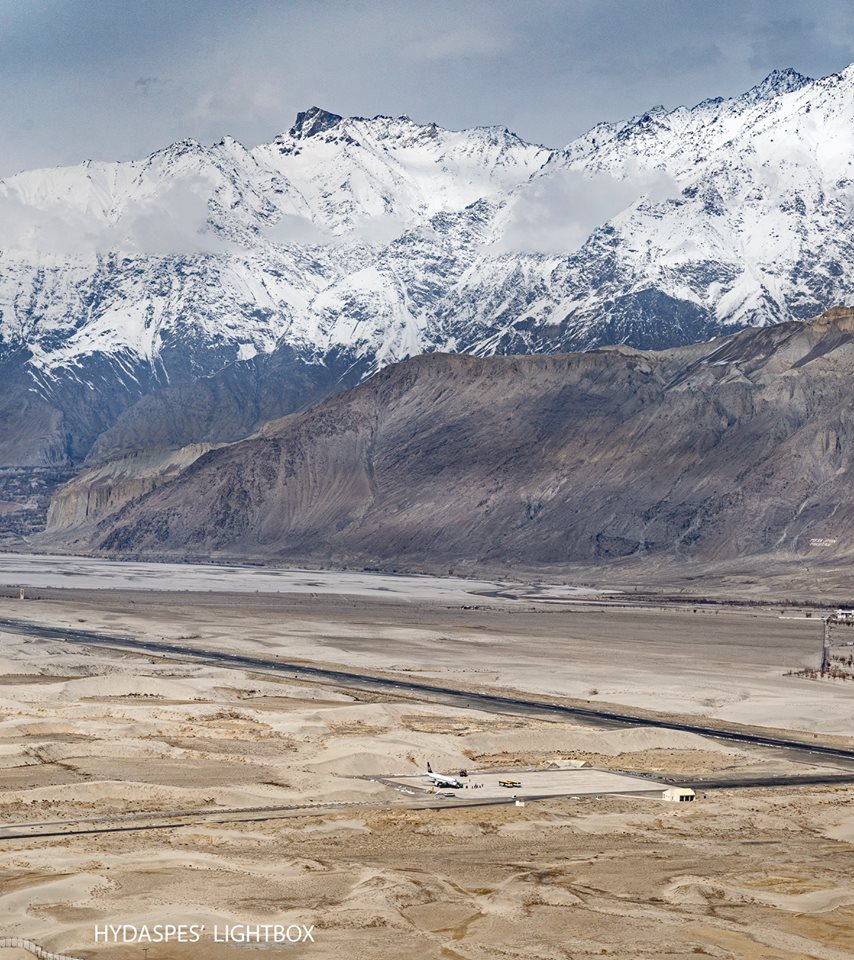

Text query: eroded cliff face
(45, 443), (223, 536)
(41, 308), (854, 573)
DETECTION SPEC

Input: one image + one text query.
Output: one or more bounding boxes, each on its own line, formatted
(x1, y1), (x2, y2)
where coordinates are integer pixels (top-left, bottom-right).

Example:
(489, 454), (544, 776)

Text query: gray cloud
(0, 175), (229, 256)
(0, 0), (853, 178)
(402, 26), (509, 62)
(263, 212), (406, 248)
(748, 14), (854, 72)
(495, 166), (679, 256)
(262, 214), (332, 247)
(135, 76), (168, 96)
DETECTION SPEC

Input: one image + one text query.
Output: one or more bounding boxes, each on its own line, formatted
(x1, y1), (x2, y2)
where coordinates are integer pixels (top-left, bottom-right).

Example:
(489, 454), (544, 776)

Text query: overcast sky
(1, 0), (853, 178)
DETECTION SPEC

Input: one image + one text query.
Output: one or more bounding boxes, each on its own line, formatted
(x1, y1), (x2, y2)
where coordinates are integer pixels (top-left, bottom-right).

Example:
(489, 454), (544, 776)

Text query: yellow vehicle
(498, 778), (522, 788)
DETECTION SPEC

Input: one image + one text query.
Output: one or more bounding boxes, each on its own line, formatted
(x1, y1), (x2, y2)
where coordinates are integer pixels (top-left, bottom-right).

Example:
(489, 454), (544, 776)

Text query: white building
(663, 787), (696, 802)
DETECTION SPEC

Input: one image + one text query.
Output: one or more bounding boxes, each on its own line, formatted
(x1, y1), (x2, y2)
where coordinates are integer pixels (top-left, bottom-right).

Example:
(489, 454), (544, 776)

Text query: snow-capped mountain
(439, 65), (854, 354)
(4, 65), (854, 478)
(0, 109), (550, 377)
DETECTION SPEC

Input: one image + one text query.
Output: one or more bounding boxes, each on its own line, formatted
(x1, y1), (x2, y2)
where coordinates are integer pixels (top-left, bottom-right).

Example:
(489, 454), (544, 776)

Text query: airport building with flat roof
(662, 787), (696, 802)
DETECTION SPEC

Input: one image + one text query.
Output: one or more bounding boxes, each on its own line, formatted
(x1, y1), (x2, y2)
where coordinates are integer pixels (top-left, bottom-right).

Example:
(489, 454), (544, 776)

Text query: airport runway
(0, 795), (564, 842)
(4, 773), (854, 843)
(3, 614), (854, 767)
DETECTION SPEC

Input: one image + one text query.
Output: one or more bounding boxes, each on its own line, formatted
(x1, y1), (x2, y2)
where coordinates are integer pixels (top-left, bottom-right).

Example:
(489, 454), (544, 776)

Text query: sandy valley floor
(0, 578), (847, 735)
(0, 561), (853, 959)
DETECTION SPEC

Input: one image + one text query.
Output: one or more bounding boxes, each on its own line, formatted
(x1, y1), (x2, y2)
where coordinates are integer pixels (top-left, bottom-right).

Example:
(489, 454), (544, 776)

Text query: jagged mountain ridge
(48, 306), (854, 573)
(5, 64), (854, 476)
(0, 109), (550, 376)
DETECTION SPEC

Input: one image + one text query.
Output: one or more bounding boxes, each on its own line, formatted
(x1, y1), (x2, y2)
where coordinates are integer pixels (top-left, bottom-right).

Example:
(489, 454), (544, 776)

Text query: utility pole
(821, 616), (832, 674)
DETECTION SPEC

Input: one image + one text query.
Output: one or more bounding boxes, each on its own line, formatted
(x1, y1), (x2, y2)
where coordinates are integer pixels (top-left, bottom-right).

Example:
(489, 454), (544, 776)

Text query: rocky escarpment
(45, 443), (224, 533)
(48, 307), (854, 573)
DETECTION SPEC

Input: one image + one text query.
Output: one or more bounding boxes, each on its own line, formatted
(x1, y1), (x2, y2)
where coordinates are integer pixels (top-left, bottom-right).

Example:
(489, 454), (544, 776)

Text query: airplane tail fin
(427, 762), (433, 773)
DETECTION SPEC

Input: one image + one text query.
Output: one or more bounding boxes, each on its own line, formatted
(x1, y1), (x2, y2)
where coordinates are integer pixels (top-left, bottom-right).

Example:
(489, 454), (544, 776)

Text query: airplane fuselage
(426, 763), (463, 789)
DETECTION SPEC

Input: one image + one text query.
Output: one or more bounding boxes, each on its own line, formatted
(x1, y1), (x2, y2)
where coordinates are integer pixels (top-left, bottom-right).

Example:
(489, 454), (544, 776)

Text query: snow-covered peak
(739, 66), (814, 104)
(280, 107), (539, 149)
(563, 66), (820, 169)
(288, 106), (345, 139)
(5, 63), (854, 400)
(254, 109), (554, 234)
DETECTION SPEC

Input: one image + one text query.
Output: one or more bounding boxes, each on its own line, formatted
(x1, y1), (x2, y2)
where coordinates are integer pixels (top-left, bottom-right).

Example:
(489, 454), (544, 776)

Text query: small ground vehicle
(499, 778), (522, 788)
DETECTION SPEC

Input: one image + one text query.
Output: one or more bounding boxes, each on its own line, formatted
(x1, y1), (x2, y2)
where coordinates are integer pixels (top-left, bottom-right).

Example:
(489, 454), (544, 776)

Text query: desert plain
(0, 556), (852, 960)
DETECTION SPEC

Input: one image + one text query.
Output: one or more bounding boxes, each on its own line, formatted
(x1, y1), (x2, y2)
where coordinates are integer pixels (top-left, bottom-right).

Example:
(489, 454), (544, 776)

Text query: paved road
(0, 796), (530, 841)
(674, 772), (854, 789)
(3, 615), (854, 765)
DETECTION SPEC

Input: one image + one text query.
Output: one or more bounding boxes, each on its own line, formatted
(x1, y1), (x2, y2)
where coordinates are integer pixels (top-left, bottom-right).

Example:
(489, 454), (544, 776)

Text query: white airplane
(426, 762), (463, 789)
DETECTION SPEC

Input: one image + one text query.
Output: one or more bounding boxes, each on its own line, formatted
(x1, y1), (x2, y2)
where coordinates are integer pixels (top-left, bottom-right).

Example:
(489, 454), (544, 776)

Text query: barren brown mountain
(45, 307), (854, 574)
